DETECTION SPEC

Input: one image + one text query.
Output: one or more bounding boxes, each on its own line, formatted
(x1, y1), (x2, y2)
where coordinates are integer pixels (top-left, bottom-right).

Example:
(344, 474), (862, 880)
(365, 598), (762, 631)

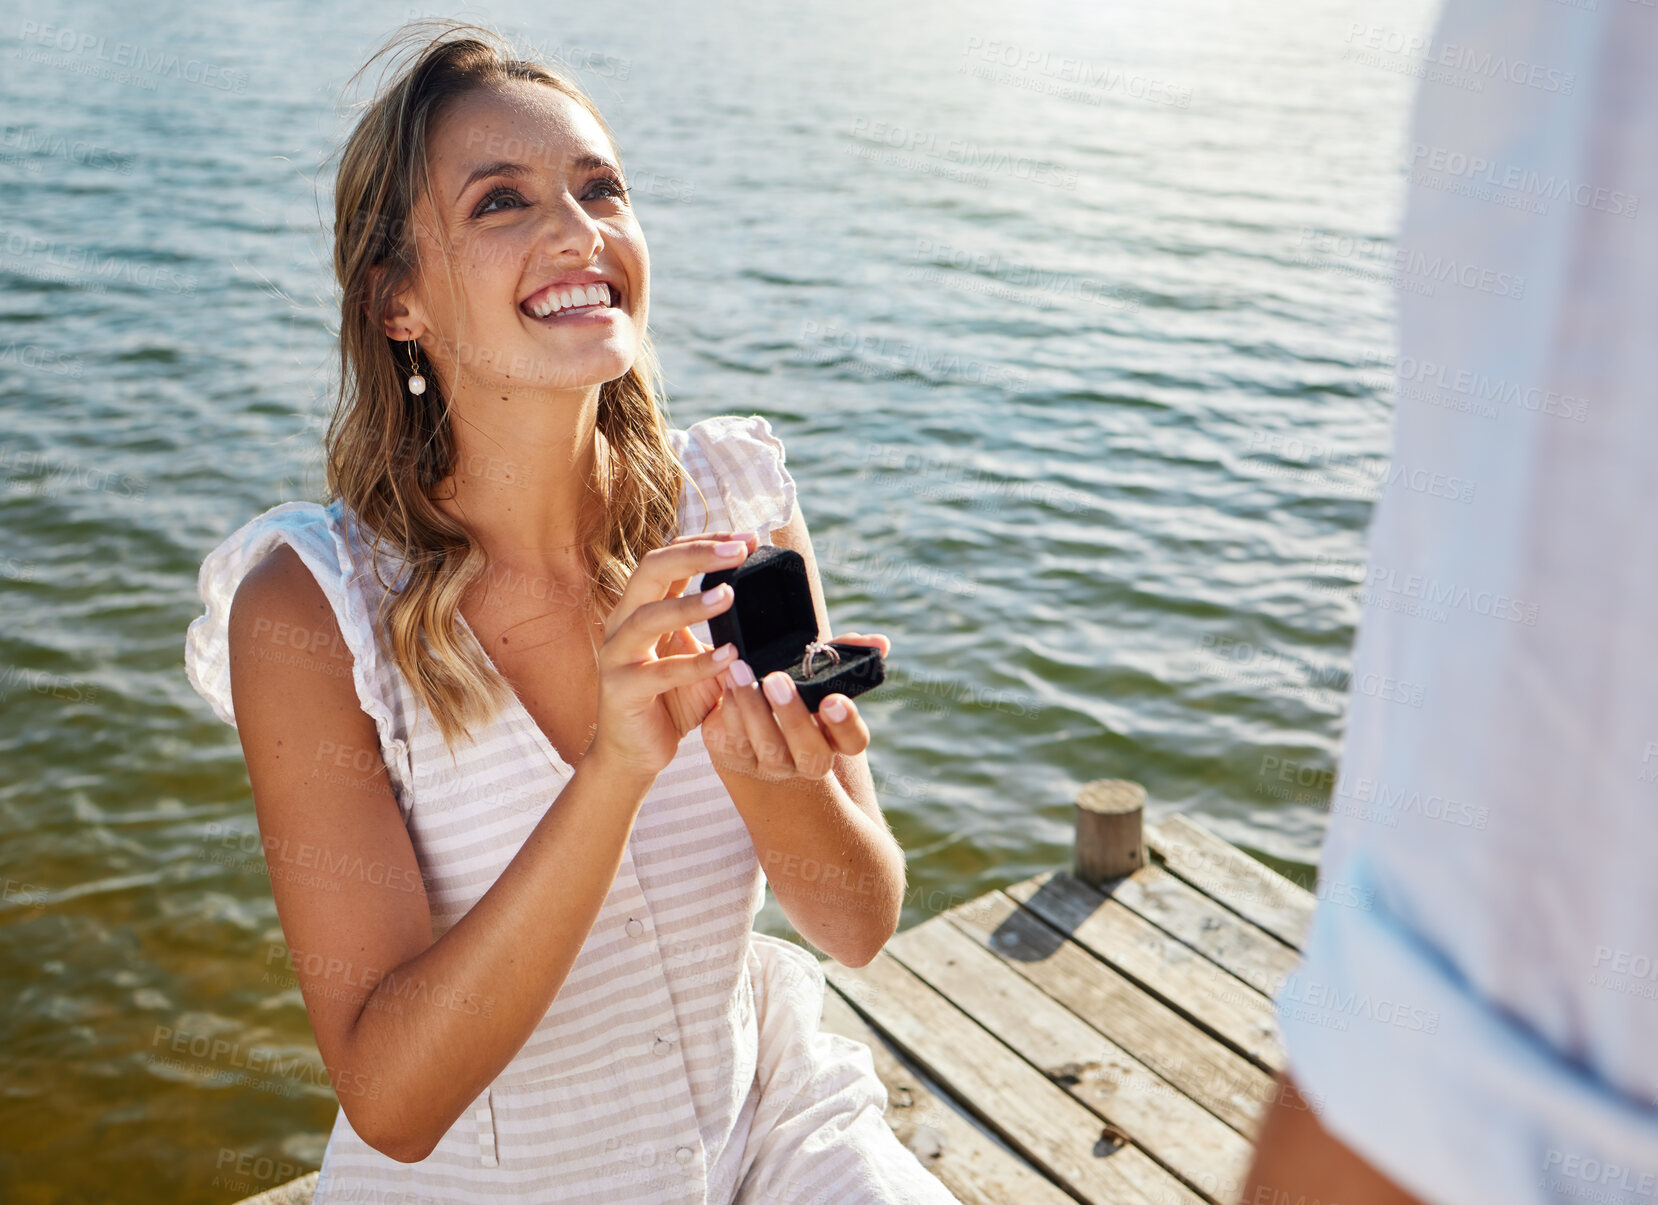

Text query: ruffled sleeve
(183, 499), (415, 814)
(670, 413), (799, 545)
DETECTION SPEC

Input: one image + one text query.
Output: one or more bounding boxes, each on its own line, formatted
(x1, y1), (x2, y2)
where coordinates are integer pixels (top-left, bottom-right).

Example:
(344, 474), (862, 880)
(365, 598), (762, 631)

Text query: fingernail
(703, 583), (731, 608)
(822, 696), (848, 722)
(729, 659), (754, 687)
(714, 540), (745, 558)
(713, 643), (736, 663)
(764, 673), (794, 706)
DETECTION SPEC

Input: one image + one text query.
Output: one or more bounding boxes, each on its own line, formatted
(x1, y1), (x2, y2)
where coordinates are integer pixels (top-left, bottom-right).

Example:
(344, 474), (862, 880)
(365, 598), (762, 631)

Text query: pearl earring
(404, 338), (426, 396)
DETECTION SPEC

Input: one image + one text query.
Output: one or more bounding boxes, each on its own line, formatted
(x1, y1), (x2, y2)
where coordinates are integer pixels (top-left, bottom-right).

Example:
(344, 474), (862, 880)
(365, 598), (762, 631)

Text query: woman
(183, 21), (959, 1204)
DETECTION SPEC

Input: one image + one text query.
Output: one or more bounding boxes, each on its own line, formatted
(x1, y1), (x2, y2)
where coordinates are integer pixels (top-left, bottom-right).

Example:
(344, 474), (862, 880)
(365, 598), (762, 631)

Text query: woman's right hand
(585, 530), (759, 780)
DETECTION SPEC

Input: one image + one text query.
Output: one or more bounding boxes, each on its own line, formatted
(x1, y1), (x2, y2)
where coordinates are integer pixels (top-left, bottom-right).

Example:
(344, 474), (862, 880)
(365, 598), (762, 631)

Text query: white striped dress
(184, 413), (962, 1204)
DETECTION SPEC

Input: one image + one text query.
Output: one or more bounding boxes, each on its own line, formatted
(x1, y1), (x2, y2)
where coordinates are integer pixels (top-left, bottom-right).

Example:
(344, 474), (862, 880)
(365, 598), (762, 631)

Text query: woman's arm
(228, 544), (657, 1163)
(718, 751), (905, 967)
(712, 503), (907, 967)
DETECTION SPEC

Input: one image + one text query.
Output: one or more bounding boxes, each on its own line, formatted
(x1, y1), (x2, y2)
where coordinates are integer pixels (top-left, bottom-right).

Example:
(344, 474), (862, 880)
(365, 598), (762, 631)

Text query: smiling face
(398, 79), (648, 395)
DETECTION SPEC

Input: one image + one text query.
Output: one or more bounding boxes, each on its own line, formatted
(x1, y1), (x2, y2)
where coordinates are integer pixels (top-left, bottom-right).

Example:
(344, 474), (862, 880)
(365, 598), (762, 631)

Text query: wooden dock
(817, 782), (1313, 1205)
(237, 781), (1314, 1205)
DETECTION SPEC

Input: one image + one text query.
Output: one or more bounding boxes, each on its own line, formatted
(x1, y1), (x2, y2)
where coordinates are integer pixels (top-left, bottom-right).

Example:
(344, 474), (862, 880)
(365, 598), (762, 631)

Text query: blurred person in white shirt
(1241, 3), (1658, 1203)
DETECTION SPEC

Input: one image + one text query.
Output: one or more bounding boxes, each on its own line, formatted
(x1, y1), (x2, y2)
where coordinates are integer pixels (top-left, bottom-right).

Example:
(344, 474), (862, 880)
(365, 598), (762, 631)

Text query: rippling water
(0, 0), (1437, 1198)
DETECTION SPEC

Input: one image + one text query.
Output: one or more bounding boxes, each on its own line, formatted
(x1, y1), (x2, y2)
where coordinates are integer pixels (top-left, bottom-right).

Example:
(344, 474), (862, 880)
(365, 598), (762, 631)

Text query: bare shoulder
(229, 543), (350, 668)
(226, 542), (365, 720)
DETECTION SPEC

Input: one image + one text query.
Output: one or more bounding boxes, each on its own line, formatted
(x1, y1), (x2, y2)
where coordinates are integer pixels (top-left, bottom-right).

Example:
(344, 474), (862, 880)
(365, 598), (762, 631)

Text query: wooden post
(1074, 779), (1145, 887)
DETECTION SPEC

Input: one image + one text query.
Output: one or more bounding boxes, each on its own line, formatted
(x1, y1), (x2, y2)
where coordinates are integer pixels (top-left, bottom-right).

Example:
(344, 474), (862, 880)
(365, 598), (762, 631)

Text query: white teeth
(528, 282), (614, 317)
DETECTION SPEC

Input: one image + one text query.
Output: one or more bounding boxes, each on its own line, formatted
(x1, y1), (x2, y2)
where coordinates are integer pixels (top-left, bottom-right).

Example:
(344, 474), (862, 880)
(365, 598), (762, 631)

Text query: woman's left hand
(700, 632), (889, 782)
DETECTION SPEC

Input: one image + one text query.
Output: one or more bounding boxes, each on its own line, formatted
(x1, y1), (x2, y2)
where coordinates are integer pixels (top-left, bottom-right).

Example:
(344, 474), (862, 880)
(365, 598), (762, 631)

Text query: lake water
(0, 0), (1437, 1198)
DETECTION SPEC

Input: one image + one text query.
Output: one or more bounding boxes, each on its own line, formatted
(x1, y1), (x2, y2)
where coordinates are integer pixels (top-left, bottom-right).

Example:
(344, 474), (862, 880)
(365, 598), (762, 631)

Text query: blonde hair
(324, 20), (705, 752)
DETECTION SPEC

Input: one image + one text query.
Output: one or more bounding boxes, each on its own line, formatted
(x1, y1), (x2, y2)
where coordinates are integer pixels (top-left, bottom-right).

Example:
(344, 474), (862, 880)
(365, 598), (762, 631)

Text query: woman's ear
(365, 263), (427, 342)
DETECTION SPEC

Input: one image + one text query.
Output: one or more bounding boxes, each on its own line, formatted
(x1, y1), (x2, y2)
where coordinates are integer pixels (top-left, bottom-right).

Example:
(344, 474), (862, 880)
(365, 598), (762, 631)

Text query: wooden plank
(1146, 816), (1313, 949)
(825, 949), (1205, 1205)
(1004, 872), (1285, 1073)
(888, 914), (1253, 1205)
(818, 981), (1077, 1205)
(946, 888), (1272, 1137)
(1100, 864), (1300, 999)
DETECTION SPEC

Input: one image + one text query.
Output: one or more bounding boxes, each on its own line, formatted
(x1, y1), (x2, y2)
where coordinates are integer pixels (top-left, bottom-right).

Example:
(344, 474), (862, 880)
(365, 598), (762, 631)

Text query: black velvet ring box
(698, 544), (886, 713)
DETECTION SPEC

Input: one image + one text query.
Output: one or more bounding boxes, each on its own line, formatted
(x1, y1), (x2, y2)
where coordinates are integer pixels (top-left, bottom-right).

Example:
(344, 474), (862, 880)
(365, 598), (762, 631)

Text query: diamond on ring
(801, 640), (841, 678)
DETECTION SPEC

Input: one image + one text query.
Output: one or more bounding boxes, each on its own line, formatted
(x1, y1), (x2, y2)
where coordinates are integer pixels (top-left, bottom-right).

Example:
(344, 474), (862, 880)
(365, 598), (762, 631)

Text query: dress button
(626, 917), (644, 938)
(653, 1037), (672, 1056)
(675, 1145), (693, 1165)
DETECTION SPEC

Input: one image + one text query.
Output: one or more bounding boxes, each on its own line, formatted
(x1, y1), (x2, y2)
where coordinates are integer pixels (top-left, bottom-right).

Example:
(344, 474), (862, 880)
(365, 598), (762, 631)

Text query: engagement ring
(801, 640), (841, 678)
